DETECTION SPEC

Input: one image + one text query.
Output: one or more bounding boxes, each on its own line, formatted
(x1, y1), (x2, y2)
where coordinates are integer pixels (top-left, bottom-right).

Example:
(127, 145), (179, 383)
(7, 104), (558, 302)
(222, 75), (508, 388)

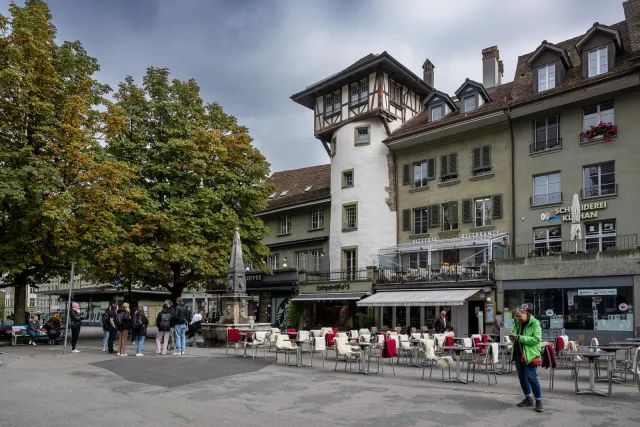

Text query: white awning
(291, 292), (368, 302)
(356, 289), (480, 307)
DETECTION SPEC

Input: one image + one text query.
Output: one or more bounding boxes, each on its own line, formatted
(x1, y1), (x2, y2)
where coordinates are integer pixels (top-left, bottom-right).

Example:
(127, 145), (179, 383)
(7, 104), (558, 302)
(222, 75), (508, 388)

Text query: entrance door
(468, 301), (485, 335)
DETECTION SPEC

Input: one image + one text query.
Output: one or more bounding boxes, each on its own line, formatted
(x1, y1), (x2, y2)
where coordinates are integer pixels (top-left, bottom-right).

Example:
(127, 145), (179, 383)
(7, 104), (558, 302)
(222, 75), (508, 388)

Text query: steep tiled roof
(262, 164), (331, 211)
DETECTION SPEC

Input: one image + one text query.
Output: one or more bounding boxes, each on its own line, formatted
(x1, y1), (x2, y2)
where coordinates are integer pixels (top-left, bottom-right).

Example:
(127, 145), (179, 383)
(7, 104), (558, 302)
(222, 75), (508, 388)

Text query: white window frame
(463, 95), (476, 113)
(533, 115), (560, 152)
(534, 226), (562, 254)
(356, 128), (369, 144)
(267, 254), (279, 270)
(431, 105), (443, 121)
(389, 79), (402, 105)
(588, 46), (608, 77)
(342, 170), (354, 188)
(351, 78), (368, 106)
(583, 162), (615, 198)
(537, 63), (556, 92)
(585, 219), (616, 252)
(311, 209), (324, 230)
(344, 204), (357, 230)
(29, 298), (36, 308)
(532, 172), (561, 206)
(474, 197), (492, 227)
(412, 161), (429, 188)
(442, 202), (458, 231)
(413, 208), (428, 235)
(409, 252), (428, 269)
(344, 249), (357, 273)
(582, 101), (614, 133)
(279, 216), (291, 235)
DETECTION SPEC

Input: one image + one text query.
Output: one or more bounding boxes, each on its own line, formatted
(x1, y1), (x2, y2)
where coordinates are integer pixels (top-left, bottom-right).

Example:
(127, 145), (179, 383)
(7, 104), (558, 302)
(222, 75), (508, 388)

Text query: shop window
(533, 226), (562, 255)
(409, 252), (428, 269)
(474, 247), (487, 265)
(585, 219), (616, 252)
(442, 249), (459, 265)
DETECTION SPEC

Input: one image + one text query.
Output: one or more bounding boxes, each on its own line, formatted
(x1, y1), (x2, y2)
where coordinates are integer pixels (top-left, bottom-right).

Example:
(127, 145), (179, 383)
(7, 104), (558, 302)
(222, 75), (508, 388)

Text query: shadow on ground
(92, 356), (273, 387)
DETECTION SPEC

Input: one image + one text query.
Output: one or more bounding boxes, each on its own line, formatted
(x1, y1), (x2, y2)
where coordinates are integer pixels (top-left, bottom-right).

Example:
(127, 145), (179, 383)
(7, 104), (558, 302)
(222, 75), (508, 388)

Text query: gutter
(255, 197), (331, 216)
(507, 108), (516, 257)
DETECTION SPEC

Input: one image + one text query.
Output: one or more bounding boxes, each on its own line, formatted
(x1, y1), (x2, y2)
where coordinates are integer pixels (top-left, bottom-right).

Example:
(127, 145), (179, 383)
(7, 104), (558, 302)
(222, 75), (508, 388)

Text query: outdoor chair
(334, 337), (361, 372)
(398, 334), (413, 365)
(366, 334), (386, 375)
(544, 344), (579, 392)
(267, 328), (280, 352)
(421, 338), (452, 380)
(244, 331), (267, 360)
(411, 332), (422, 341)
(382, 337), (398, 375)
(467, 342), (498, 386)
(325, 332), (336, 358)
(226, 328), (241, 356)
(275, 334), (297, 365)
(310, 329), (323, 338)
(349, 330), (359, 342)
(631, 346), (640, 394)
(286, 328), (297, 340)
(310, 336), (326, 367)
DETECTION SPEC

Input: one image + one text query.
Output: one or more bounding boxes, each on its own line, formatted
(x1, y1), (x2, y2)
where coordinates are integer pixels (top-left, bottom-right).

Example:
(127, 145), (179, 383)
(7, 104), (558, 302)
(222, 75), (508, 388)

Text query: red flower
(605, 137), (611, 142)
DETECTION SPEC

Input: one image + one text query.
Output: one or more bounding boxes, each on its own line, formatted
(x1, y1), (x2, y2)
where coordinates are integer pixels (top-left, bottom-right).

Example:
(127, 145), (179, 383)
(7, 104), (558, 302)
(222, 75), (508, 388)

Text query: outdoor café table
(351, 342), (374, 374)
(441, 345), (475, 384)
(399, 339), (423, 367)
(591, 345), (633, 383)
(292, 339), (311, 367)
(566, 351), (613, 396)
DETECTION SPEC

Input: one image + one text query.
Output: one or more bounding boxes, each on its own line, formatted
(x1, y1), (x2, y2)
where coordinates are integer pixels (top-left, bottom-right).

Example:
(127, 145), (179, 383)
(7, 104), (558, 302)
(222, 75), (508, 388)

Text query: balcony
(504, 234), (638, 259)
(581, 183), (618, 199)
(303, 269), (369, 283)
(529, 138), (562, 154)
(375, 262), (491, 287)
(530, 192), (563, 207)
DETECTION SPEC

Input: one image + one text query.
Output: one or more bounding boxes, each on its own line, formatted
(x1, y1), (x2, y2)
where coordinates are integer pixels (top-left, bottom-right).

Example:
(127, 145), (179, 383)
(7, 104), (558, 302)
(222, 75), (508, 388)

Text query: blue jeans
(174, 324), (187, 352)
(515, 357), (542, 400)
(136, 336), (145, 354)
(102, 330), (109, 349)
(29, 331), (39, 343)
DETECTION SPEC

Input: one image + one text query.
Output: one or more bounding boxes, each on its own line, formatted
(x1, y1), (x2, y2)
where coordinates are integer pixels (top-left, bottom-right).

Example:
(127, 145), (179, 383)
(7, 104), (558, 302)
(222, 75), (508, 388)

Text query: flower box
(581, 122), (617, 143)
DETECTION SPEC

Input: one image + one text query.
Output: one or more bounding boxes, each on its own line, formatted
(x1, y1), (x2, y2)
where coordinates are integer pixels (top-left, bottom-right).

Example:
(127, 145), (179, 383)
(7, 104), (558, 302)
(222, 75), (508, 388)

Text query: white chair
(467, 342), (498, 386)
(275, 334), (297, 365)
(334, 337), (361, 372)
(411, 333), (422, 340)
(366, 335), (386, 375)
(244, 331), (267, 360)
(349, 330), (359, 342)
(310, 336), (327, 367)
(297, 330), (311, 341)
(268, 328), (280, 351)
(398, 334), (412, 364)
(421, 339), (452, 380)
(310, 329), (323, 338)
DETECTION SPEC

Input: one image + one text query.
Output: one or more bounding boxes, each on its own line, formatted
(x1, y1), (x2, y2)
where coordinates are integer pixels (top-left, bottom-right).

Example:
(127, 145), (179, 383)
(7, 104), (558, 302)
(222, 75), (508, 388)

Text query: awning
(357, 288), (480, 307)
(291, 292), (368, 302)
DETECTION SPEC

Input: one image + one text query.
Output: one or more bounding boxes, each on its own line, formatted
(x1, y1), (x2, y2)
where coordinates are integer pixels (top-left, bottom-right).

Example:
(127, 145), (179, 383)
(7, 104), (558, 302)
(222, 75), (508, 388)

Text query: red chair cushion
(332, 328), (339, 333)
(482, 334), (489, 343)
(473, 337), (484, 354)
(445, 336), (455, 347)
(325, 333), (335, 347)
(286, 328), (296, 333)
(227, 328), (241, 343)
(383, 339), (397, 358)
(555, 336), (565, 352)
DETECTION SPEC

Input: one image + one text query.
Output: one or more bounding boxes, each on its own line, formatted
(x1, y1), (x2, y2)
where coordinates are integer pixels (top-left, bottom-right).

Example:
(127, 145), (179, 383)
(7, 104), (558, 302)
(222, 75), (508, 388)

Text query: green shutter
(492, 194), (503, 219)
(429, 204), (440, 227)
(402, 164), (411, 185)
(482, 145), (491, 168)
(451, 202), (458, 227)
(462, 199), (472, 223)
(427, 158), (435, 180)
(450, 153), (458, 174)
(402, 209), (411, 231)
(441, 155), (448, 177)
(472, 147), (481, 170)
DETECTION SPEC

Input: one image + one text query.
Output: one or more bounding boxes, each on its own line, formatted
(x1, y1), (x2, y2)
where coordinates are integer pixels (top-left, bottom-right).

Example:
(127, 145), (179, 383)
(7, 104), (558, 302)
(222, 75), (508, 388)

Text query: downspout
(507, 108), (516, 257)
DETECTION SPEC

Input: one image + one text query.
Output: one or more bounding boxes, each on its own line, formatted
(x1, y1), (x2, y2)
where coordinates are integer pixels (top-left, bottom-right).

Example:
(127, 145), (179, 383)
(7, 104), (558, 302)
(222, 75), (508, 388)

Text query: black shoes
(517, 397), (534, 407)
(535, 400), (544, 412)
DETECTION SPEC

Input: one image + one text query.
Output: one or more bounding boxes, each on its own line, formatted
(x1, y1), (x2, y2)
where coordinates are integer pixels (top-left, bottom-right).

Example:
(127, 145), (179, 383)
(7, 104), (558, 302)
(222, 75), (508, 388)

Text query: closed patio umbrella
(570, 193), (582, 253)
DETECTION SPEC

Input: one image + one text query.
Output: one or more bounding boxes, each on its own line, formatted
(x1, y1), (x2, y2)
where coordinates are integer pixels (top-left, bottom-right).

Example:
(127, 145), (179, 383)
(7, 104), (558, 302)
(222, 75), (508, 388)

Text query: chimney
(422, 59), (435, 88)
(623, 0), (640, 53)
(482, 46), (501, 88)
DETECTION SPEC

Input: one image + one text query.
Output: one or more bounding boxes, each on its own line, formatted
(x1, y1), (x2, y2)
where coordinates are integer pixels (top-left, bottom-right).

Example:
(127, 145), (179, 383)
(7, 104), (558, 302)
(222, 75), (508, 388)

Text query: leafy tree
(102, 67), (272, 301)
(0, 0), (140, 323)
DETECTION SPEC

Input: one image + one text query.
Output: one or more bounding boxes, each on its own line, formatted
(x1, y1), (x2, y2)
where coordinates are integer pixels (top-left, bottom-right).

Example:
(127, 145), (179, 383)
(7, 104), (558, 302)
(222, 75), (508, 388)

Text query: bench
(11, 327), (48, 346)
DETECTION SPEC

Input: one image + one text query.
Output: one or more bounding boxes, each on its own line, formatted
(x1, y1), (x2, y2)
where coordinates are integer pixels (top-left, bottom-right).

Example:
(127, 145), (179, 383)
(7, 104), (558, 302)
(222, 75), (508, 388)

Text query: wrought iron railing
(529, 138), (562, 154)
(304, 269), (369, 283)
(581, 183), (617, 199)
(503, 234), (638, 259)
(375, 262), (491, 285)
(530, 192), (563, 206)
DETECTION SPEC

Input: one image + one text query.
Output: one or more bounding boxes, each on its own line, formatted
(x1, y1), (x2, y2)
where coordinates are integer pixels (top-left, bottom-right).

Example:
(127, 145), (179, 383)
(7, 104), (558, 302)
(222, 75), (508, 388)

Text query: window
(412, 161), (429, 188)
(350, 78), (368, 105)
(342, 170), (354, 188)
(463, 95), (476, 113)
(343, 204), (357, 231)
(472, 145), (492, 175)
(537, 64), (556, 92)
(534, 226), (562, 254)
(310, 209), (324, 230)
(585, 219), (616, 252)
(588, 46), (608, 77)
(343, 248), (357, 278)
(442, 201), (458, 231)
(532, 115), (560, 152)
(583, 101), (614, 132)
(409, 252), (428, 269)
(267, 192), (276, 199)
(29, 298), (35, 308)
(583, 162), (616, 198)
(354, 126), (369, 145)
(532, 172), (562, 206)
(324, 90), (341, 116)
(474, 247), (487, 265)
(389, 79), (402, 105)
(279, 190), (289, 197)
(431, 105), (443, 121)
(330, 137), (337, 157)
(278, 216), (291, 235)
(267, 254), (279, 270)
(413, 208), (429, 235)
(440, 153), (458, 182)
(473, 197), (492, 227)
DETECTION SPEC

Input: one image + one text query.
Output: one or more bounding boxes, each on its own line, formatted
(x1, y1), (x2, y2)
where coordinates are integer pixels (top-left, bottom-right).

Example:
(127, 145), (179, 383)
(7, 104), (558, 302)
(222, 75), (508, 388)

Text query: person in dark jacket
(107, 304), (118, 354)
(164, 299), (176, 351)
(434, 311), (449, 334)
(69, 303), (83, 352)
(101, 306), (111, 352)
(27, 315), (40, 346)
(156, 304), (173, 355)
(117, 302), (132, 356)
(173, 297), (188, 355)
(133, 308), (149, 357)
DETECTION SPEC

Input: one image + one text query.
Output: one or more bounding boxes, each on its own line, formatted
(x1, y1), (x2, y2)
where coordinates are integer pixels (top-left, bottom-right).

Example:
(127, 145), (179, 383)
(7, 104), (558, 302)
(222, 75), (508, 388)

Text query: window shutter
(402, 164), (411, 185)
(402, 209), (411, 231)
(427, 158), (435, 180)
(482, 145), (491, 168)
(451, 202), (459, 226)
(450, 153), (458, 174)
(429, 205), (440, 227)
(492, 194), (503, 219)
(462, 199), (472, 223)
(441, 155), (448, 177)
(472, 148), (481, 170)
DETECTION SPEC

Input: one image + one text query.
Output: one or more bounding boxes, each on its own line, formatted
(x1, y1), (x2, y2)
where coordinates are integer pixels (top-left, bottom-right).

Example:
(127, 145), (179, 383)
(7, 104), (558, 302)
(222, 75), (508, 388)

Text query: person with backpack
(156, 304), (173, 355)
(164, 299), (176, 351)
(116, 302), (132, 356)
(173, 297), (188, 355)
(133, 308), (148, 357)
(101, 306), (111, 352)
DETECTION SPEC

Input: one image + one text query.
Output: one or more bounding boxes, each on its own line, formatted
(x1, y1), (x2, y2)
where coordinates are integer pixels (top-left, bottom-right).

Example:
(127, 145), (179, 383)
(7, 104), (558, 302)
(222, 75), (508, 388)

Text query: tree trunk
(12, 272), (29, 325)
(170, 263), (184, 303)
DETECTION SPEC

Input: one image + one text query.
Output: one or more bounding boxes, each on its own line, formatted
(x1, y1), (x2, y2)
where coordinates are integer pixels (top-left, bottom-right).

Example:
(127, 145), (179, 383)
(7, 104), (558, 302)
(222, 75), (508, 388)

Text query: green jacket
(510, 315), (542, 364)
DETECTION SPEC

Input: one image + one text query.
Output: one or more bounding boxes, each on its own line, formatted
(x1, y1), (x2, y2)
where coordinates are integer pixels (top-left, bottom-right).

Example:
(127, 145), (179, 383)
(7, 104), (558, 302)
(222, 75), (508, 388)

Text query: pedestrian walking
(164, 299), (176, 351)
(156, 303), (173, 355)
(69, 302), (83, 353)
(27, 315), (40, 346)
(492, 310), (504, 336)
(189, 310), (203, 347)
(173, 297), (188, 355)
(101, 307), (111, 352)
(116, 302), (132, 356)
(511, 307), (543, 412)
(133, 308), (148, 357)
(107, 304), (118, 354)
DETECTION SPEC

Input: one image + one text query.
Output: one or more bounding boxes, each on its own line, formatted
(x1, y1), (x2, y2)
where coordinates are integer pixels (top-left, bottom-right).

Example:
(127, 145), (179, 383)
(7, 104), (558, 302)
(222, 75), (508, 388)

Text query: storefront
(291, 281), (373, 330)
(503, 276), (635, 341)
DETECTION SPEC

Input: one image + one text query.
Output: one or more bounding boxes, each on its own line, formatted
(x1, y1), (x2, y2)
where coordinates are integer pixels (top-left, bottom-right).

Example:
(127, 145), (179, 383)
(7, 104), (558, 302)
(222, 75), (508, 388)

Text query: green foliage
(356, 311), (376, 329)
(286, 302), (301, 328)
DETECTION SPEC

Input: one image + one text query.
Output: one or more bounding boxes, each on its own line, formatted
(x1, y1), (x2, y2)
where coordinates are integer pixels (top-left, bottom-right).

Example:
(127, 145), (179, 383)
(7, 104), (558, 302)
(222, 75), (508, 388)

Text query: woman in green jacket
(510, 307), (543, 412)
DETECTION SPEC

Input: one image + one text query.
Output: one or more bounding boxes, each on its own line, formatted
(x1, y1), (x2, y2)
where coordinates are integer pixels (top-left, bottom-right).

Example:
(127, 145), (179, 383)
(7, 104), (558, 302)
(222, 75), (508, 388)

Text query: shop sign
(555, 202), (607, 222)
(577, 289), (616, 296)
(619, 303), (628, 312)
(246, 273), (263, 283)
(316, 283), (350, 292)
(413, 230), (502, 243)
(545, 309), (554, 316)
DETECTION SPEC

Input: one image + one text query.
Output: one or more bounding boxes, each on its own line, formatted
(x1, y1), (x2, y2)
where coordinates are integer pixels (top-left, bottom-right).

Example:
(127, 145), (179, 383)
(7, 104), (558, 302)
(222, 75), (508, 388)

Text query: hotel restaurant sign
(298, 281), (373, 294)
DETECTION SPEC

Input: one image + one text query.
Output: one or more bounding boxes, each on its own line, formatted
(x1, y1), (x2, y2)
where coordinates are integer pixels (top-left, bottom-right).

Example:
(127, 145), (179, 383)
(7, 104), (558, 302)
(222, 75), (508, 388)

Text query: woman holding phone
(510, 307), (543, 413)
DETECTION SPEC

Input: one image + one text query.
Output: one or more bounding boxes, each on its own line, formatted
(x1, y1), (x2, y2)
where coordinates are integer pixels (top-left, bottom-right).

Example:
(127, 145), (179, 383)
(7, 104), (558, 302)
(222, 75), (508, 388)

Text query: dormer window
(324, 90), (341, 116)
(304, 185), (313, 192)
(463, 95), (476, 113)
(431, 105), (443, 121)
(267, 192), (277, 199)
(350, 78), (368, 106)
(280, 190), (289, 197)
(537, 64), (556, 92)
(588, 46), (608, 77)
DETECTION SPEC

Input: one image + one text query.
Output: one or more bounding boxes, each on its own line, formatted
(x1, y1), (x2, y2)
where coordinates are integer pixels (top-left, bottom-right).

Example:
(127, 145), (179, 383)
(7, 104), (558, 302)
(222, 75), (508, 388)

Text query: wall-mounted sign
(619, 303), (628, 312)
(555, 202), (607, 222)
(545, 309), (554, 316)
(540, 213), (560, 221)
(316, 283), (350, 292)
(521, 303), (530, 310)
(246, 273), (263, 283)
(413, 230), (502, 243)
(577, 288), (617, 296)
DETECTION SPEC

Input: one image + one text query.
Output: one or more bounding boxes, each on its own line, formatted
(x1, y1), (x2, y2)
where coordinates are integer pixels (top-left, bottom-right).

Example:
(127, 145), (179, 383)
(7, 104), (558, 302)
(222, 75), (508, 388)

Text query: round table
(441, 346), (475, 384)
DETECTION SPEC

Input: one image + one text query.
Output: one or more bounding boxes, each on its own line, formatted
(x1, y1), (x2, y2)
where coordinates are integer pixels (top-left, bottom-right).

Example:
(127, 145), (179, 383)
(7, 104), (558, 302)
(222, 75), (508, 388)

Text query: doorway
(468, 301), (485, 335)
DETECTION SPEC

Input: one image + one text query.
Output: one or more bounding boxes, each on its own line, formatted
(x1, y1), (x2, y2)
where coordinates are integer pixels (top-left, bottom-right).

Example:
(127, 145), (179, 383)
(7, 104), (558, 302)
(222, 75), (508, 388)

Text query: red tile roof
(262, 164), (331, 211)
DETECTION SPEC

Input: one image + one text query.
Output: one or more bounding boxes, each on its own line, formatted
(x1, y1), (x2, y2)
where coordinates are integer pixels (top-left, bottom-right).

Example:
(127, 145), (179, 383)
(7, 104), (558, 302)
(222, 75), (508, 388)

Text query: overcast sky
(1, 0), (626, 173)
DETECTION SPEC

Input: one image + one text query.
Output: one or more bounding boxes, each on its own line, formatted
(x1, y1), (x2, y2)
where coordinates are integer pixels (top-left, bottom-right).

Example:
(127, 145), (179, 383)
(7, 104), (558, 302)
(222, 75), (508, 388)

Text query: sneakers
(535, 400), (544, 412)
(101, 348), (106, 352)
(71, 349), (80, 353)
(122, 353), (128, 357)
(28, 340), (32, 345)
(517, 397), (534, 407)
(117, 352), (120, 356)
(135, 353), (143, 357)
(173, 352), (181, 356)
(32, 342), (36, 346)
(181, 351), (185, 355)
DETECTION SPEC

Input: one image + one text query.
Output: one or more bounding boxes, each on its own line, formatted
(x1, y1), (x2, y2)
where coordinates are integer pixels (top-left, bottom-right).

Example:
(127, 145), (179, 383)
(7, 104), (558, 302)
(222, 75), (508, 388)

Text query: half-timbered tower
(291, 52), (433, 272)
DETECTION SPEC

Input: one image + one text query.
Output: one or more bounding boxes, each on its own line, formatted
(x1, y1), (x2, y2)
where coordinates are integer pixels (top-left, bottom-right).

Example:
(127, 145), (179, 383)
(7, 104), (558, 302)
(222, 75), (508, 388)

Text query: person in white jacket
(189, 310), (203, 347)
